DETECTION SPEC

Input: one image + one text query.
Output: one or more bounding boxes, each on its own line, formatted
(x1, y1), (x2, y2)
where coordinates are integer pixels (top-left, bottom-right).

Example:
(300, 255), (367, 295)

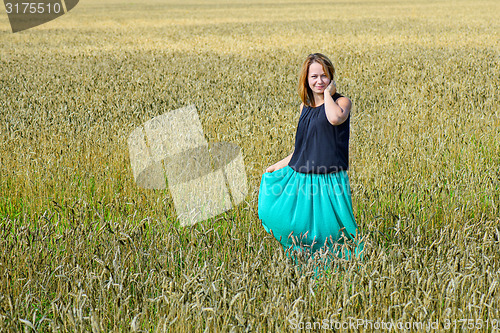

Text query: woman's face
(307, 61), (330, 95)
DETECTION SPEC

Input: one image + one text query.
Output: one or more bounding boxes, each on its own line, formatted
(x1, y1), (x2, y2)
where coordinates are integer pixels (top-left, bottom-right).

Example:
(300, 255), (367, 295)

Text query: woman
(258, 53), (362, 262)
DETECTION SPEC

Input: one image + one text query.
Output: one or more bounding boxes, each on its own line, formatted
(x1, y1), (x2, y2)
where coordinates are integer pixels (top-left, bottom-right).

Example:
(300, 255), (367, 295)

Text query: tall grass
(0, 0), (499, 331)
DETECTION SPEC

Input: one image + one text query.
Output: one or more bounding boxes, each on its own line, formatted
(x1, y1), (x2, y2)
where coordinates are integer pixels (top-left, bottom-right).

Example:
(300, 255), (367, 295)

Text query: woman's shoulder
(333, 92), (352, 110)
(333, 92), (344, 101)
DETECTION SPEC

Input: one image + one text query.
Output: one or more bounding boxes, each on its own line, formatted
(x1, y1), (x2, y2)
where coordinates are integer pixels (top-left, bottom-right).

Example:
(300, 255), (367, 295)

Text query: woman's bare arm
(265, 152), (293, 173)
(265, 103), (303, 173)
(324, 81), (351, 125)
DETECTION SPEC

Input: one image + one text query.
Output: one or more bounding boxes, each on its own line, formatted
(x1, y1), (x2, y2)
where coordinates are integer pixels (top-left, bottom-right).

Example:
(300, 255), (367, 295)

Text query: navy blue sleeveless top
(288, 93), (349, 174)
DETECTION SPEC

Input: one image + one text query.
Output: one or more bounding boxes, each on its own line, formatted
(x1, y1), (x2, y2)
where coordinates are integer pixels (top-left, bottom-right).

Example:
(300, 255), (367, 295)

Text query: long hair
(298, 53), (335, 107)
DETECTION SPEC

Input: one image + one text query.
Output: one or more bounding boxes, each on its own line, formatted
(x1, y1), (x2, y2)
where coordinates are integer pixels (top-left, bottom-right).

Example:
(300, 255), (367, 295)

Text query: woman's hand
(266, 161), (285, 173)
(324, 80), (336, 96)
(265, 152), (294, 173)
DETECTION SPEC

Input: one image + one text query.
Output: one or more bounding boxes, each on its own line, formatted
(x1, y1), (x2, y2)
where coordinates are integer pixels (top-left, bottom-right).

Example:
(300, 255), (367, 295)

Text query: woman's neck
(313, 94), (324, 107)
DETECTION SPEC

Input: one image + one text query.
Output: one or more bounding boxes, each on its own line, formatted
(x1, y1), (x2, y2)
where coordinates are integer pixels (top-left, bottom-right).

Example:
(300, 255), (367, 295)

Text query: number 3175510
(5, 2), (62, 14)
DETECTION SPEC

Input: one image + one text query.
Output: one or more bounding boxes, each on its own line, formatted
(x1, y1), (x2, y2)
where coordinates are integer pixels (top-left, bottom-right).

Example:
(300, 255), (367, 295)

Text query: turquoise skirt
(258, 166), (362, 260)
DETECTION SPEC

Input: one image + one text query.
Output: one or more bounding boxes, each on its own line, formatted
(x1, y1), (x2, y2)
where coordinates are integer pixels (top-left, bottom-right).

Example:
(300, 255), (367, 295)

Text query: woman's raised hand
(325, 80), (336, 96)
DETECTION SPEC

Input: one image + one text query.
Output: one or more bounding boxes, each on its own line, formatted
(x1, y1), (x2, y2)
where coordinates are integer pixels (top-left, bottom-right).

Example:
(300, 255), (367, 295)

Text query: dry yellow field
(0, 0), (499, 331)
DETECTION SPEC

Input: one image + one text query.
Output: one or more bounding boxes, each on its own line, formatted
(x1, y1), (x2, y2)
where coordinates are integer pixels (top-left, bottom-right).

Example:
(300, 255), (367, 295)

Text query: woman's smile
(308, 62), (331, 96)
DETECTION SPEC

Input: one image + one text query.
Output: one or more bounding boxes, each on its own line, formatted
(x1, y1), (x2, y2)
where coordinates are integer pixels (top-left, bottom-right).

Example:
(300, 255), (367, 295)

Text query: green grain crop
(0, 0), (499, 331)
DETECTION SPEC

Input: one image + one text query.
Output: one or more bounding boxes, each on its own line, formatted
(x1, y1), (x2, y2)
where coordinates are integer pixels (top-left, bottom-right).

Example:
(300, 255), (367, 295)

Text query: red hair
(298, 53), (335, 107)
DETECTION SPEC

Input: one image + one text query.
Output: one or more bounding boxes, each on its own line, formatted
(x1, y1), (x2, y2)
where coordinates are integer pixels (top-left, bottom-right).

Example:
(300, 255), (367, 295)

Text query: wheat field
(0, 0), (499, 331)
